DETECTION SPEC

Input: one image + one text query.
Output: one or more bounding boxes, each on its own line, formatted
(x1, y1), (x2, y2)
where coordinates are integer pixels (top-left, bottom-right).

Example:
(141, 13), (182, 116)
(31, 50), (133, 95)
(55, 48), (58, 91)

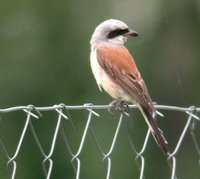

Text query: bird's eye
(115, 29), (123, 34)
(107, 29), (129, 39)
(115, 29), (128, 35)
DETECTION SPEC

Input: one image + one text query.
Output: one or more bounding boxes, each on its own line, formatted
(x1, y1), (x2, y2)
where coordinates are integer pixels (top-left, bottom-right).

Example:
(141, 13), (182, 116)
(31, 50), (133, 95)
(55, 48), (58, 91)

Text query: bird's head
(90, 19), (138, 46)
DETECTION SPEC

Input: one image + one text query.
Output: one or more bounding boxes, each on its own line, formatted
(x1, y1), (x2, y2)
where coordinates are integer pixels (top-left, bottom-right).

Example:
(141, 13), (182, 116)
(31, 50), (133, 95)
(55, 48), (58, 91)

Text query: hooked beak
(125, 29), (139, 37)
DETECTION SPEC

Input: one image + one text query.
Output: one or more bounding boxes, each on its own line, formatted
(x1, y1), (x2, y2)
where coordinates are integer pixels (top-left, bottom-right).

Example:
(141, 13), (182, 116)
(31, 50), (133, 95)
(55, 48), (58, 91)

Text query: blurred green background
(0, 0), (200, 178)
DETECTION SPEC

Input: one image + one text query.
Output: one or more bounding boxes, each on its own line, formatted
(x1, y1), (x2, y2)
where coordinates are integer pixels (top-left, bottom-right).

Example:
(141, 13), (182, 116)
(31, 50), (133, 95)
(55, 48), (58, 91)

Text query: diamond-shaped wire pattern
(0, 104), (199, 179)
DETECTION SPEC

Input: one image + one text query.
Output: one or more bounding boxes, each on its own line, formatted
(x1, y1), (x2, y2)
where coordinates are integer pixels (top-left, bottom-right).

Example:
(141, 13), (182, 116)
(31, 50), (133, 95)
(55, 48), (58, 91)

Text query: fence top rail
(0, 104), (199, 113)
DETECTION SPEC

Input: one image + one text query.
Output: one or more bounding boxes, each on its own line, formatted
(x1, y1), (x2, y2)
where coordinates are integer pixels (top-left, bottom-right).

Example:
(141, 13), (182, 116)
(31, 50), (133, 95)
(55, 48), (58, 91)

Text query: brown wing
(96, 46), (169, 154)
(96, 46), (155, 116)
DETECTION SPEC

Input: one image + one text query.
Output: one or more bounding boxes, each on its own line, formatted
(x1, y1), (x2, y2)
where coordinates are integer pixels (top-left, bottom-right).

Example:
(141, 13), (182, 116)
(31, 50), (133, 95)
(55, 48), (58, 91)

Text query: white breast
(90, 48), (131, 101)
(90, 49), (102, 91)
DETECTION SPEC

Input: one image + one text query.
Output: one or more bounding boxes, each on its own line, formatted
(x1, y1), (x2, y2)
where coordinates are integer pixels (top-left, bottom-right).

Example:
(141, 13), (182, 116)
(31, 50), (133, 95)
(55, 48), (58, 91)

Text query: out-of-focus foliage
(0, 0), (199, 178)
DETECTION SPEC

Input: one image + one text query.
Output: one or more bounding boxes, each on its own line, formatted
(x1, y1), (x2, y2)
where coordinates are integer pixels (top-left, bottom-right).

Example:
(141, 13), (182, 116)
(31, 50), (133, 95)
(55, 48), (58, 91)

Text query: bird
(89, 19), (169, 155)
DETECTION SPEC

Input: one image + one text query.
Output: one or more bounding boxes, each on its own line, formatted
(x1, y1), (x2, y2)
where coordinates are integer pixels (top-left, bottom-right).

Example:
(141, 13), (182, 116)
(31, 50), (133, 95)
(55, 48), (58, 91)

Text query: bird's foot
(108, 99), (130, 116)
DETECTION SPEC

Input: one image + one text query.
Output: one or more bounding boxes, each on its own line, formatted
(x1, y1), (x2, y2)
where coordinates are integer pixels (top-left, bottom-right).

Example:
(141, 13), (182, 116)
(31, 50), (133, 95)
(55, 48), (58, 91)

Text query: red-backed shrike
(90, 19), (169, 154)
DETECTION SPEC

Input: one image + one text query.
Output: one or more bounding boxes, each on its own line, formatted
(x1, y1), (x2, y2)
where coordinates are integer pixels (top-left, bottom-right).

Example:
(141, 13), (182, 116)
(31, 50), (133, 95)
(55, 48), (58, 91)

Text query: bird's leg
(108, 99), (130, 116)
(108, 99), (121, 114)
(116, 100), (130, 116)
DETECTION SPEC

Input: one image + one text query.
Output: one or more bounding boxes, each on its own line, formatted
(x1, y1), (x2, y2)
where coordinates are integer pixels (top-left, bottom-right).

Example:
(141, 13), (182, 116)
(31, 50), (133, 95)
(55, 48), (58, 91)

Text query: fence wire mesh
(0, 104), (199, 179)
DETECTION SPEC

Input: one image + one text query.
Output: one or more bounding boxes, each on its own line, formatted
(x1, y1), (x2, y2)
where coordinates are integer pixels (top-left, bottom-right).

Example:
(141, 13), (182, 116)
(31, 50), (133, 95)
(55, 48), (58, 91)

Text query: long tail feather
(140, 105), (169, 155)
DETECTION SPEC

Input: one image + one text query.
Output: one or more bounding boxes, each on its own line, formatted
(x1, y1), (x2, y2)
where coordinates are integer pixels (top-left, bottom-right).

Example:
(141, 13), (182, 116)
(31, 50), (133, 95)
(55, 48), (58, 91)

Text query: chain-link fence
(0, 104), (199, 179)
